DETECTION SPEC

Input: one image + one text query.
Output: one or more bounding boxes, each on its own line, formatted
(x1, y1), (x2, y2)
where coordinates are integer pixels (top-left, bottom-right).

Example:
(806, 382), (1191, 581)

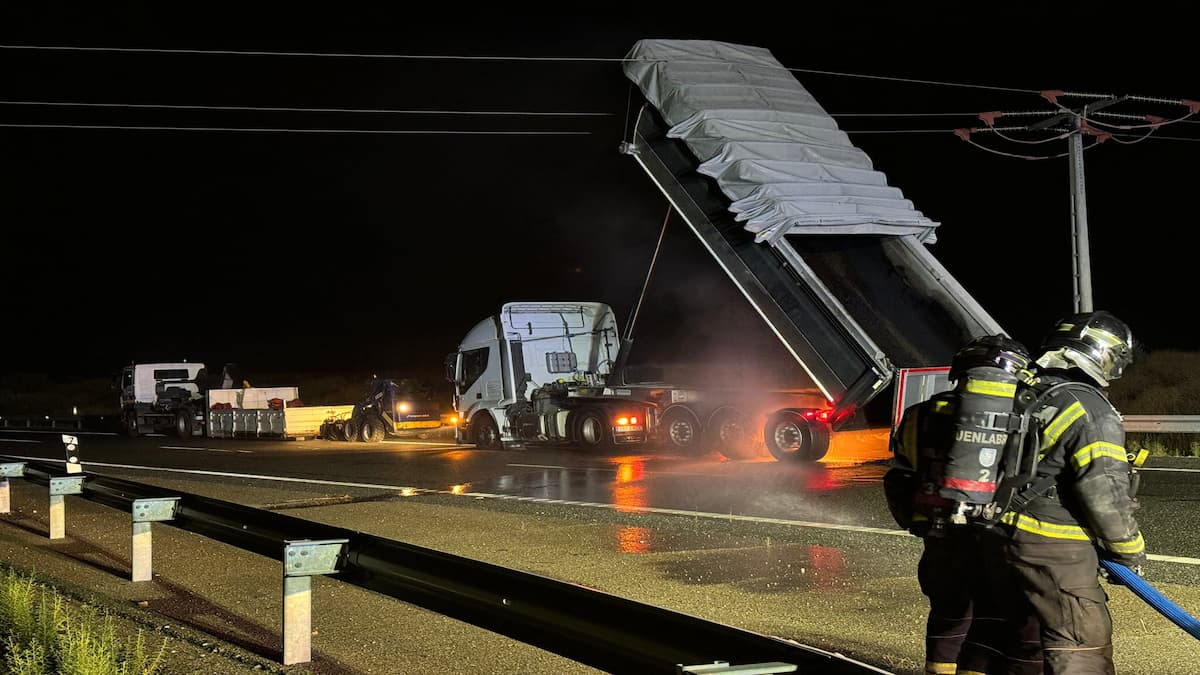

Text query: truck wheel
(764, 409), (831, 462)
(174, 409), (194, 439)
(707, 407), (755, 459)
(660, 406), (702, 454)
(359, 417), (385, 443)
(472, 413), (501, 450)
(341, 420), (358, 442)
(571, 408), (611, 450)
(124, 412), (140, 438)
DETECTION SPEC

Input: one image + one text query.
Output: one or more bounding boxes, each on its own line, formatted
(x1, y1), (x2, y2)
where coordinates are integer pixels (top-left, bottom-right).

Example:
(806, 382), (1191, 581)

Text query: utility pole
(956, 93), (1194, 314)
(1067, 111), (1093, 312)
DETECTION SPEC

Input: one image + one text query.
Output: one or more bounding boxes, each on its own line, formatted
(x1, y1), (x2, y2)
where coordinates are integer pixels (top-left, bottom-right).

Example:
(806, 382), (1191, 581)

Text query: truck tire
(763, 409), (831, 462)
(359, 417), (385, 443)
(660, 406), (702, 454)
(341, 420), (358, 442)
(570, 408), (611, 450)
(174, 409), (194, 439)
(706, 406), (755, 460)
(124, 412), (140, 438)
(472, 412), (501, 450)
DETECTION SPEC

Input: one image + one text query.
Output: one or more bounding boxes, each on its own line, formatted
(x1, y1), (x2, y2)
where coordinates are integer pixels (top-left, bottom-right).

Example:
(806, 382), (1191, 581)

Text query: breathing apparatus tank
(938, 335), (1033, 524)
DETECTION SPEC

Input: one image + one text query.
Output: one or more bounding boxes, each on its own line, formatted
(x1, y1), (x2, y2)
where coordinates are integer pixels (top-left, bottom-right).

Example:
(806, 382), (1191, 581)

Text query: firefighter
(985, 311), (1146, 674)
(885, 335), (1036, 675)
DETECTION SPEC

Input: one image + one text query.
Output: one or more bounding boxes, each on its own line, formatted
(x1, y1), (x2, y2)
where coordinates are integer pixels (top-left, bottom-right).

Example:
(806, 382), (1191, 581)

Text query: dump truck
(605, 39), (1004, 461)
(448, 301), (834, 458)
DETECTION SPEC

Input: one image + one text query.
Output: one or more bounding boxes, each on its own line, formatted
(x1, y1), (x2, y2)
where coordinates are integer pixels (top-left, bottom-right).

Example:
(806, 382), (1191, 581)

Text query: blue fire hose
(1099, 559), (1200, 639)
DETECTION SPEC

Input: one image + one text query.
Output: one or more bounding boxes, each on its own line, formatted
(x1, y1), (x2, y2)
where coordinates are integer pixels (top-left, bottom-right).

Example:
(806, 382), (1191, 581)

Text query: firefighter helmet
(948, 334), (1032, 383)
(1038, 311), (1134, 384)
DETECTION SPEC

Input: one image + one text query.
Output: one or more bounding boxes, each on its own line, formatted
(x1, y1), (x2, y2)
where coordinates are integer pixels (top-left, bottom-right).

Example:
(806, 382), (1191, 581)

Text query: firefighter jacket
(999, 371), (1145, 562)
(885, 396), (955, 537)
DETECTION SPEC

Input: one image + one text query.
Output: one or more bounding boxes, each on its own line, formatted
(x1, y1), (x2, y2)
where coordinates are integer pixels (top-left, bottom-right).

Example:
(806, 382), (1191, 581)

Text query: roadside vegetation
(0, 569), (165, 674)
(1109, 349), (1200, 456)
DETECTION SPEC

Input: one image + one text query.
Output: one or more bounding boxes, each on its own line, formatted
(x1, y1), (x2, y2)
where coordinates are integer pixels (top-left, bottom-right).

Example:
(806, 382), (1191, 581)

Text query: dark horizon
(3, 8), (1197, 386)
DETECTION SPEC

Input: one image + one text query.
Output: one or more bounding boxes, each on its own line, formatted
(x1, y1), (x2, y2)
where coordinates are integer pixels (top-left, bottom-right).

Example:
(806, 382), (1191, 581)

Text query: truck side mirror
(444, 353), (458, 383)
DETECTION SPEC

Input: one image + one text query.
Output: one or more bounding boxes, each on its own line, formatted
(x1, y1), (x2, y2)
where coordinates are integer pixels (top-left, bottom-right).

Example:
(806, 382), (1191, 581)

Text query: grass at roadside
(0, 568), (165, 675)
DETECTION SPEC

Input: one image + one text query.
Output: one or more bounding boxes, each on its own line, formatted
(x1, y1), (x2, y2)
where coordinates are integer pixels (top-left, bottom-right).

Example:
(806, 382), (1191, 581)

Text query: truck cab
(447, 302), (651, 450)
(118, 362), (208, 437)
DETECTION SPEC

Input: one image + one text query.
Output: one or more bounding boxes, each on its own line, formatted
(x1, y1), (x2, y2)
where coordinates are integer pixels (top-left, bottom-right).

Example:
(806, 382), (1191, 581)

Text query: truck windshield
(152, 369), (191, 380)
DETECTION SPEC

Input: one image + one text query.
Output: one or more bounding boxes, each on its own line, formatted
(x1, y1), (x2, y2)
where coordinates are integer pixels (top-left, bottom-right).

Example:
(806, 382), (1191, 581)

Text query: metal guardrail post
(0, 462), (26, 514)
(48, 475), (84, 540)
(281, 538), (347, 665)
(131, 498), (180, 582)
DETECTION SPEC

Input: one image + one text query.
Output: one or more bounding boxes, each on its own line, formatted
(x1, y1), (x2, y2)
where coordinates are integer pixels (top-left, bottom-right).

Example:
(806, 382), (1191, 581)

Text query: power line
(0, 44), (627, 62)
(844, 126), (1035, 134)
(0, 123), (591, 135)
(0, 44), (1041, 95)
(0, 100), (612, 117)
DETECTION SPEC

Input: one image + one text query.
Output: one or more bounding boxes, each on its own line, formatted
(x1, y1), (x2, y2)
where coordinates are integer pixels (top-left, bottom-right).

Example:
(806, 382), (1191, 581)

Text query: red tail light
(817, 410), (832, 423)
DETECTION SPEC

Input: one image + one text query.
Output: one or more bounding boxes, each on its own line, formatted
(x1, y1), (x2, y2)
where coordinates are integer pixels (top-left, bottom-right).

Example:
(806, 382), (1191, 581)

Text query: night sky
(2, 7), (1196, 388)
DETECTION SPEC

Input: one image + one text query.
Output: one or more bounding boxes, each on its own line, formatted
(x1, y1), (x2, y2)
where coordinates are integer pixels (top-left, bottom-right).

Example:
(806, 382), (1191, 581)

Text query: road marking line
(382, 440), (468, 447)
(506, 462), (736, 479)
(0, 439), (43, 444)
(160, 446), (234, 453)
(0, 456), (420, 491)
(3, 453), (1196, 565)
(508, 463), (567, 470)
(0, 429), (118, 436)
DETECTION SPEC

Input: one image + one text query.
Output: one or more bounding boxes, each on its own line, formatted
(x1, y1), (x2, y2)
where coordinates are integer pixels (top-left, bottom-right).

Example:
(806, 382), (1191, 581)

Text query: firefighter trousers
(918, 533), (986, 674)
(955, 531), (1042, 674)
(984, 536), (1114, 675)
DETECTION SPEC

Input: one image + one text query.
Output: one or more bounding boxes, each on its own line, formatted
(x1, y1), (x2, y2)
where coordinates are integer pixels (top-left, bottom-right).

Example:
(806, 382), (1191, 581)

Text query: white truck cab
(448, 302), (648, 450)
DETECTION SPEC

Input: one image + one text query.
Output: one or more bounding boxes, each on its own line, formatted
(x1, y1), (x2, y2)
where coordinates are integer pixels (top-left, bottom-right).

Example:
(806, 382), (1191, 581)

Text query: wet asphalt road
(3, 428), (1200, 674)
(2, 427), (1198, 564)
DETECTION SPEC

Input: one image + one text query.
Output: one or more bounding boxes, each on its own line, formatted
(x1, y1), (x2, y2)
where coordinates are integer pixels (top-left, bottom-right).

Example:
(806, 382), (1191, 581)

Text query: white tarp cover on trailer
(623, 39), (939, 243)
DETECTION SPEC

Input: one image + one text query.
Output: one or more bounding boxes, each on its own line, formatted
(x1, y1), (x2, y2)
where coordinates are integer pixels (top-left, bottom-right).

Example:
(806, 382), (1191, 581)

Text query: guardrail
(0, 454), (886, 674)
(1123, 415), (1200, 434)
(0, 415), (85, 430)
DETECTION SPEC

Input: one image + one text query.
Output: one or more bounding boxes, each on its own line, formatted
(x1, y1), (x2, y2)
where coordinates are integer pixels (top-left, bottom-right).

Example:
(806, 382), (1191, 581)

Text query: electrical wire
(0, 123), (591, 135)
(0, 100), (613, 117)
(843, 126), (1032, 135)
(0, 44), (628, 62)
(1108, 128), (1159, 145)
(0, 44), (1041, 95)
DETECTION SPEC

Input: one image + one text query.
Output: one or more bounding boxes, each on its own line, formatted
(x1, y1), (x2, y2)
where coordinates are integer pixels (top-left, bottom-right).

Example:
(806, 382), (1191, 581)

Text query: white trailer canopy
(624, 40), (939, 243)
